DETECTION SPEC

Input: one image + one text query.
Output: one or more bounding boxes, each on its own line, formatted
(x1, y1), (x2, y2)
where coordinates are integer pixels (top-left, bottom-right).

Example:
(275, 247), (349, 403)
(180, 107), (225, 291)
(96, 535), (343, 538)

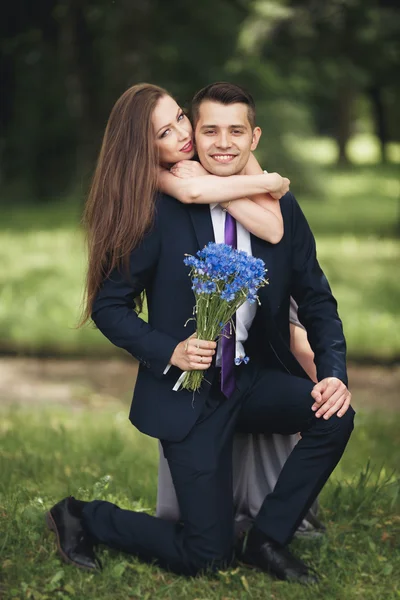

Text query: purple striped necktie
(221, 211), (237, 398)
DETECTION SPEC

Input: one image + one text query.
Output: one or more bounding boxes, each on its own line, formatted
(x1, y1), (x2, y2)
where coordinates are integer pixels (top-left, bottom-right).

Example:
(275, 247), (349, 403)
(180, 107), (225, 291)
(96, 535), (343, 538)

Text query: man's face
(194, 101), (261, 176)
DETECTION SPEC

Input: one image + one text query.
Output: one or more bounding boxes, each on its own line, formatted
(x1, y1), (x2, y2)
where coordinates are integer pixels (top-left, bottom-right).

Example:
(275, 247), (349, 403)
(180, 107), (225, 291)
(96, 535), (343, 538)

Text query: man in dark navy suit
(46, 83), (354, 584)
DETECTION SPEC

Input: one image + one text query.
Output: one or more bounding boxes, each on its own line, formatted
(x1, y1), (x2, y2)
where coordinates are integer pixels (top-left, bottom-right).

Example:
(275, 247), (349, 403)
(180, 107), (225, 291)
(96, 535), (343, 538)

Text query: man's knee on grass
(187, 546), (234, 576)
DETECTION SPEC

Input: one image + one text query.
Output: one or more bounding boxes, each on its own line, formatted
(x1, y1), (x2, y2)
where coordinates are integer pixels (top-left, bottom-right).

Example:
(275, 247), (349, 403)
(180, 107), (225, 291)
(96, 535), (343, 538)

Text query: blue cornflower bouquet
(179, 242), (267, 392)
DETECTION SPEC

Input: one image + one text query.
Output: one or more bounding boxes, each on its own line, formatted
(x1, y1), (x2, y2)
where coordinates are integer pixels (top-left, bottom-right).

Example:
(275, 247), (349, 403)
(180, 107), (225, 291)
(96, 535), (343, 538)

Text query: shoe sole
(238, 557), (317, 585)
(45, 511), (98, 572)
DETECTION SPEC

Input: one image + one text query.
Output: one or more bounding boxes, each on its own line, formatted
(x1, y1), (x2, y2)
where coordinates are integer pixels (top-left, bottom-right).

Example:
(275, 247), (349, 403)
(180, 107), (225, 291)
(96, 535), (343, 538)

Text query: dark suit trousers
(82, 363), (355, 576)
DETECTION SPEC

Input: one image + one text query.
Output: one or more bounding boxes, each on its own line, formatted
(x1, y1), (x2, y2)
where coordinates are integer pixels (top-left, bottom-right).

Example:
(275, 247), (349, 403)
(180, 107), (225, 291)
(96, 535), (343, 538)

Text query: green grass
(0, 226), (108, 356)
(0, 136), (399, 359)
(0, 404), (399, 600)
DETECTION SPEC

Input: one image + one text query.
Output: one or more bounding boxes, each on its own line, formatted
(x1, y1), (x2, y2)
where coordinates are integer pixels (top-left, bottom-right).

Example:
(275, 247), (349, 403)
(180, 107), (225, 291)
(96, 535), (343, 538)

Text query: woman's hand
(265, 172), (290, 200)
(170, 160), (208, 179)
(170, 333), (216, 371)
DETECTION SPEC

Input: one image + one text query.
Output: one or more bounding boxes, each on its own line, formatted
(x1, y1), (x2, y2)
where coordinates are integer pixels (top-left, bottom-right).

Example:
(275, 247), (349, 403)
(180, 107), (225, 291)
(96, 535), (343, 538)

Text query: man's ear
(251, 127), (262, 151)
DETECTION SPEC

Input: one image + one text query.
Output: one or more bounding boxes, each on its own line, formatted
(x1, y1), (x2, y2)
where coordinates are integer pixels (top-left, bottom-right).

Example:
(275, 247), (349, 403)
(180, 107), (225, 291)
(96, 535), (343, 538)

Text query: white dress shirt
(210, 203), (257, 365)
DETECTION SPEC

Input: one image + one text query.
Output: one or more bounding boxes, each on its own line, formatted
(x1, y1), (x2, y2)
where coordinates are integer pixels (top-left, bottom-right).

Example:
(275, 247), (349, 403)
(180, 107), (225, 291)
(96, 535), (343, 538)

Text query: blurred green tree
(239, 0), (400, 164)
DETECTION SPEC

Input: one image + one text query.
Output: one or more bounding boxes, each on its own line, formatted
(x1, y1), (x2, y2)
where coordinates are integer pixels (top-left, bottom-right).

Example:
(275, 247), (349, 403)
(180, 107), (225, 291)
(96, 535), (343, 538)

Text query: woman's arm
(239, 152), (284, 215)
(225, 153), (286, 239)
(159, 162), (287, 244)
(243, 152), (264, 176)
(221, 197), (283, 244)
(158, 162), (289, 205)
(290, 323), (317, 383)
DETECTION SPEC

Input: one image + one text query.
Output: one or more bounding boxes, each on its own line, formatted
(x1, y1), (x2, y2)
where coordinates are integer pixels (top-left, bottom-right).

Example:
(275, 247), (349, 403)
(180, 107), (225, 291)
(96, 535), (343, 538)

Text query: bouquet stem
(180, 370), (204, 393)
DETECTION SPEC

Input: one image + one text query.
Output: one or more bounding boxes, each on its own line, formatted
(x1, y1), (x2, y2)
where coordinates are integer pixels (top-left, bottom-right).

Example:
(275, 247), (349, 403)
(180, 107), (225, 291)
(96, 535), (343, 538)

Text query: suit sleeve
(289, 194), (348, 386)
(91, 219), (180, 379)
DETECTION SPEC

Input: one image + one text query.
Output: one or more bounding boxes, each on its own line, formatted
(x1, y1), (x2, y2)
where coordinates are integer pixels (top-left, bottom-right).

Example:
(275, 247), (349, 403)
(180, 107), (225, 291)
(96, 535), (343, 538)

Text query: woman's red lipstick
(180, 140), (193, 153)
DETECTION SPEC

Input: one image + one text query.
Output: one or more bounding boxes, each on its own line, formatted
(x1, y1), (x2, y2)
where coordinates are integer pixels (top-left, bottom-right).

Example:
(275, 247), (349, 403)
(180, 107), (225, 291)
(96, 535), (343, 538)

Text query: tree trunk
(59, 0), (100, 186)
(0, 52), (15, 184)
(336, 83), (354, 166)
(369, 84), (388, 164)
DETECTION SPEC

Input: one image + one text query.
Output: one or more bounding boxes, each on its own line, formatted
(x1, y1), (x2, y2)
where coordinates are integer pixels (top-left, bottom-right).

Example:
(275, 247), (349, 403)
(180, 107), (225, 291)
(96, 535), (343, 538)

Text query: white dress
(156, 299), (325, 538)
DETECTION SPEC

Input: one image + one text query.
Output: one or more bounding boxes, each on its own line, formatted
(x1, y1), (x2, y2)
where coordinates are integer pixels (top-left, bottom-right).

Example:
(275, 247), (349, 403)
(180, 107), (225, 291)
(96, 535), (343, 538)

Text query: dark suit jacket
(92, 192), (347, 442)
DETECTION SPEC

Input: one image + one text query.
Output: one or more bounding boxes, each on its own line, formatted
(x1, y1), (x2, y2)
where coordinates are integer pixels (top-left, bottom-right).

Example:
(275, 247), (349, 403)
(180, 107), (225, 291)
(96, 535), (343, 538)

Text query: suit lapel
(188, 204), (215, 250)
(249, 233), (272, 264)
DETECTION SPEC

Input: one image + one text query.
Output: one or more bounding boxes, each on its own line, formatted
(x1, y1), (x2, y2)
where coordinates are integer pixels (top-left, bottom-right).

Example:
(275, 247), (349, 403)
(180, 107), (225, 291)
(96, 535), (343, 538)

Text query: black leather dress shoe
(240, 529), (318, 585)
(46, 497), (101, 571)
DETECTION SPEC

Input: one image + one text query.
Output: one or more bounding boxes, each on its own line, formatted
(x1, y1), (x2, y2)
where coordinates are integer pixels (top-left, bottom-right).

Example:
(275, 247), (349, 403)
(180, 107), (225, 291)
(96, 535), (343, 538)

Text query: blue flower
(186, 243), (267, 303)
(235, 355), (250, 366)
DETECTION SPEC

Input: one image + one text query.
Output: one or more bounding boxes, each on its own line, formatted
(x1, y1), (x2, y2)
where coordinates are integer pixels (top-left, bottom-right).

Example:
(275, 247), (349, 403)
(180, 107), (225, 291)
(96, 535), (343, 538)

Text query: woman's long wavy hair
(79, 83), (168, 325)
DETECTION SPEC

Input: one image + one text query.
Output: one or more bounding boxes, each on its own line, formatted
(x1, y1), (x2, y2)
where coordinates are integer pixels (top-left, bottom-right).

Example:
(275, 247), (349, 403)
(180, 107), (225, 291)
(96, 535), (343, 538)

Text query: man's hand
(311, 377), (352, 419)
(170, 161), (208, 179)
(170, 333), (216, 371)
(265, 172), (290, 200)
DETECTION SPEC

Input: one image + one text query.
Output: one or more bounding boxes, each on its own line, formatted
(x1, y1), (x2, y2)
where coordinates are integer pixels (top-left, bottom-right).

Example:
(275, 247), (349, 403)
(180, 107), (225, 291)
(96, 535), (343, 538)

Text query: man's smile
(210, 154), (238, 163)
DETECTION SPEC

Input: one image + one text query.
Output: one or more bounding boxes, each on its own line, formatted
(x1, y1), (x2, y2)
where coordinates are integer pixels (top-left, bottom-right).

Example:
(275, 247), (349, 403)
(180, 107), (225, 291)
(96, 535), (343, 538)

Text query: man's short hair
(191, 82), (256, 129)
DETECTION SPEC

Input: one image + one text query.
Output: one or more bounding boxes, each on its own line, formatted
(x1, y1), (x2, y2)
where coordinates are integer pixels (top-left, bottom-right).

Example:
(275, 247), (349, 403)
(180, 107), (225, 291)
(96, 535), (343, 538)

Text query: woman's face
(152, 95), (194, 167)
